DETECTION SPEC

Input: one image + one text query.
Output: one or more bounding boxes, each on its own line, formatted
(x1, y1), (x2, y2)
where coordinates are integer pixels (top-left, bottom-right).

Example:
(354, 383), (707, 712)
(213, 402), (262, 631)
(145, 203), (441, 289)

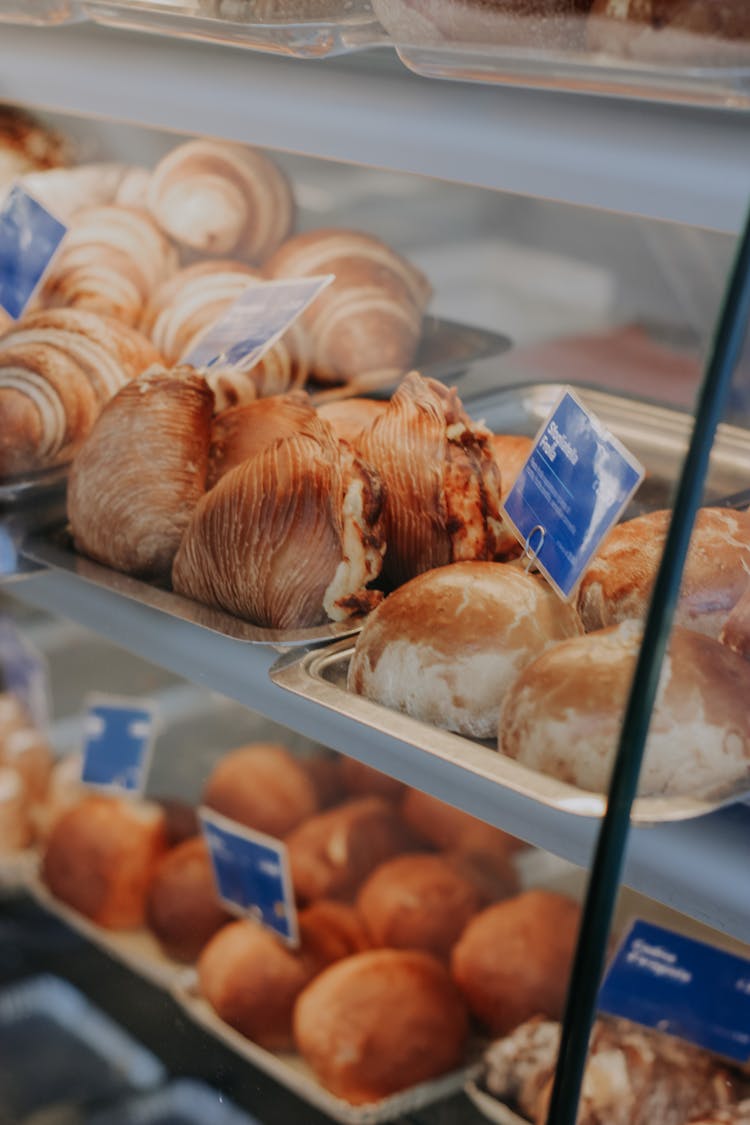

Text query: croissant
(208, 391), (319, 487)
(141, 260), (310, 401)
(355, 372), (507, 586)
(68, 367), (214, 579)
(147, 139), (294, 263)
(38, 205), (177, 327)
(265, 228), (432, 387)
(172, 418), (385, 629)
(0, 308), (160, 478)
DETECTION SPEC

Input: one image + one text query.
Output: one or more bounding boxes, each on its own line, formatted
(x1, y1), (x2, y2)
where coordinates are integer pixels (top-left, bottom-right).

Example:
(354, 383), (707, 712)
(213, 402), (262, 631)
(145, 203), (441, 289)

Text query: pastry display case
(0, 12), (749, 1125)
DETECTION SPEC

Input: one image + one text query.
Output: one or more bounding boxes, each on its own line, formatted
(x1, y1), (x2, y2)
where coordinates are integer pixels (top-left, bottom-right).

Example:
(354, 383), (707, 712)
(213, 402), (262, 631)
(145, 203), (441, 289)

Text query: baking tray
(271, 383), (750, 825)
(84, 0), (387, 56)
(87, 1079), (260, 1125)
(0, 974), (164, 1120)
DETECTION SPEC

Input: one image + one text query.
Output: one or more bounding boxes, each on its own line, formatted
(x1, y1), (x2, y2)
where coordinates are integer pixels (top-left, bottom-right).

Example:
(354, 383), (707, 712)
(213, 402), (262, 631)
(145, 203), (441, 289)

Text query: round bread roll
(202, 744), (318, 838)
(349, 561), (583, 739)
(294, 948), (469, 1104)
(578, 508), (750, 638)
(338, 757), (406, 802)
(357, 853), (482, 961)
(499, 620), (750, 797)
(298, 900), (371, 966)
(286, 796), (416, 903)
(401, 788), (524, 855)
(41, 795), (168, 929)
(451, 890), (581, 1036)
(317, 399), (388, 444)
(198, 918), (318, 1049)
(146, 836), (230, 962)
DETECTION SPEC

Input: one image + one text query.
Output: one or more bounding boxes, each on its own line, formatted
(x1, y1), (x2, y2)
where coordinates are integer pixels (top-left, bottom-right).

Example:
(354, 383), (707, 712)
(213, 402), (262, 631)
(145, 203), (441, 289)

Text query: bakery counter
(7, 569), (750, 944)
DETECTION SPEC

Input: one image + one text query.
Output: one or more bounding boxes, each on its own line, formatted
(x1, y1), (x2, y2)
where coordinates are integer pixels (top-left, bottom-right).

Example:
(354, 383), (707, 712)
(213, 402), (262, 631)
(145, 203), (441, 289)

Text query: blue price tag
(80, 695), (157, 795)
(183, 274), (333, 373)
(599, 920), (750, 1063)
(200, 807), (299, 947)
(502, 388), (644, 600)
(0, 616), (49, 729)
(0, 184), (67, 320)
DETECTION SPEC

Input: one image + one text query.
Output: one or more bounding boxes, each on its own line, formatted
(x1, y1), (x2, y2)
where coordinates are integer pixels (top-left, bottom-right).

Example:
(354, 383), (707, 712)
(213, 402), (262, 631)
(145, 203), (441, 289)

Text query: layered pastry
(207, 392), (318, 487)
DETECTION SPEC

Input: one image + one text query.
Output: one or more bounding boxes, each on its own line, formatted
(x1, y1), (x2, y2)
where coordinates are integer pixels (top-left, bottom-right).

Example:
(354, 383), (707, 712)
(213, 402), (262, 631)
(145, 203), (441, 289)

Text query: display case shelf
(9, 568), (750, 945)
(0, 22), (749, 232)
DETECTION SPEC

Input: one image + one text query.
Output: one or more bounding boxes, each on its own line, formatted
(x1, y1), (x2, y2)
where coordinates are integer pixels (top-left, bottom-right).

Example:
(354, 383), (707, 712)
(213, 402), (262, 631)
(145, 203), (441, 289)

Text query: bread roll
(338, 757), (406, 801)
(207, 392), (318, 488)
(349, 561), (583, 739)
(266, 229), (431, 387)
(155, 798), (200, 847)
(202, 744), (319, 838)
(42, 795), (168, 929)
(172, 420), (385, 629)
(286, 796), (416, 903)
(357, 853), (482, 960)
(317, 398), (388, 444)
(499, 621), (750, 797)
(444, 847), (520, 904)
(298, 900), (371, 965)
(294, 949), (469, 1104)
(68, 368), (213, 579)
(0, 308), (161, 478)
(39, 205), (177, 327)
(0, 768), (32, 852)
(451, 890), (580, 1035)
(356, 374), (511, 585)
(147, 140), (294, 263)
(401, 788), (524, 855)
(146, 836), (230, 962)
(578, 509), (750, 638)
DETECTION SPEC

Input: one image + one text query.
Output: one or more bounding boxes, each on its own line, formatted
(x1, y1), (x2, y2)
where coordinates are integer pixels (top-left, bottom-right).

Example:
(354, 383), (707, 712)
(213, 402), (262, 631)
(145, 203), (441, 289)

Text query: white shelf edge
(7, 569), (750, 945)
(0, 23), (748, 232)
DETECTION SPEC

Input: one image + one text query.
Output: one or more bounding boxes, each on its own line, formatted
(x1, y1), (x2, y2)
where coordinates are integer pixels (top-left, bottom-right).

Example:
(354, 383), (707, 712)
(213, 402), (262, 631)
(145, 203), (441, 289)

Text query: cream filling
(323, 473), (383, 621)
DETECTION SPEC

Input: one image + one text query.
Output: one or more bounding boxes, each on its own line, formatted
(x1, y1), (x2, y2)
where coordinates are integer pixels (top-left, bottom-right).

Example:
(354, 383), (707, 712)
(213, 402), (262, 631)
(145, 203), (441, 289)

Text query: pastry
(317, 398), (388, 444)
(451, 889), (581, 1035)
(147, 139), (294, 263)
(578, 509), (750, 637)
(146, 836), (230, 961)
(0, 105), (69, 187)
(499, 620), (750, 797)
(19, 163), (138, 223)
(42, 795), (168, 929)
(298, 900), (372, 965)
(266, 228), (431, 387)
(68, 368), (213, 579)
(293, 949), (469, 1104)
(39, 205), (177, 327)
(0, 768), (32, 852)
(202, 743), (319, 837)
(356, 373), (510, 585)
(401, 788), (525, 855)
(207, 392), (318, 487)
(0, 308), (161, 478)
(338, 757), (406, 801)
(349, 561), (582, 738)
(172, 418), (385, 629)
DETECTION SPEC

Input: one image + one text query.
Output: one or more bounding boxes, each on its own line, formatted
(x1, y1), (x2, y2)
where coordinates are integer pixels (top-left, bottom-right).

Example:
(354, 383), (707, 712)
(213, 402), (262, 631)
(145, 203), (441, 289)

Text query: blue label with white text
(0, 184), (67, 319)
(200, 807), (298, 946)
(502, 389), (644, 599)
(80, 696), (156, 794)
(599, 920), (750, 1063)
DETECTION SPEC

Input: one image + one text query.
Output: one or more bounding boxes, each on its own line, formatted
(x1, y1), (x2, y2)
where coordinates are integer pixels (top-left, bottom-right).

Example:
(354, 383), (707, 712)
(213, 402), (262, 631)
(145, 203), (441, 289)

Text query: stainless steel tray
(271, 383), (750, 825)
(21, 530), (364, 648)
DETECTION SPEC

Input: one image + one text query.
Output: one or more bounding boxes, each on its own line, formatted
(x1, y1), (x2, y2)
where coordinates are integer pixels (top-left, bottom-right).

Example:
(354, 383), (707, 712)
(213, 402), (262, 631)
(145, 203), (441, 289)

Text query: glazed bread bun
(202, 744), (318, 838)
(145, 836), (230, 962)
(357, 853), (482, 961)
(401, 788), (524, 855)
(298, 900), (371, 966)
(42, 795), (168, 929)
(294, 949), (469, 1104)
(286, 796), (416, 903)
(348, 562), (583, 739)
(499, 620), (750, 797)
(338, 757), (406, 802)
(317, 399), (388, 444)
(578, 509), (750, 637)
(451, 890), (581, 1036)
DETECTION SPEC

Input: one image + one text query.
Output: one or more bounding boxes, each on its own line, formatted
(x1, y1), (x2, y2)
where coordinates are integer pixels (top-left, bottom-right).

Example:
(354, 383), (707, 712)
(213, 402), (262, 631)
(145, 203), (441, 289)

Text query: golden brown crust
(293, 949), (469, 1104)
(68, 367), (214, 579)
(451, 890), (581, 1036)
(145, 836), (230, 962)
(42, 795), (168, 930)
(298, 900), (372, 966)
(207, 391), (317, 488)
(202, 744), (319, 837)
(317, 398), (388, 444)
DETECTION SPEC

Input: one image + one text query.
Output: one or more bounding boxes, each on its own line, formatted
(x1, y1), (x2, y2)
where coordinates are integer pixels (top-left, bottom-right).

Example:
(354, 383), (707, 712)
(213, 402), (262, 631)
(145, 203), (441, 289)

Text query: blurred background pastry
(201, 743), (319, 837)
(146, 836), (231, 962)
(0, 104), (69, 187)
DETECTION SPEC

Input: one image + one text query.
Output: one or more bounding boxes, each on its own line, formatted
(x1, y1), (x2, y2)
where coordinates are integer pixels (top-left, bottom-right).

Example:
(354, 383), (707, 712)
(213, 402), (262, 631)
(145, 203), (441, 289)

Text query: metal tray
(0, 974), (164, 1120)
(271, 383), (750, 825)
(88, 1079), (260, 1125)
